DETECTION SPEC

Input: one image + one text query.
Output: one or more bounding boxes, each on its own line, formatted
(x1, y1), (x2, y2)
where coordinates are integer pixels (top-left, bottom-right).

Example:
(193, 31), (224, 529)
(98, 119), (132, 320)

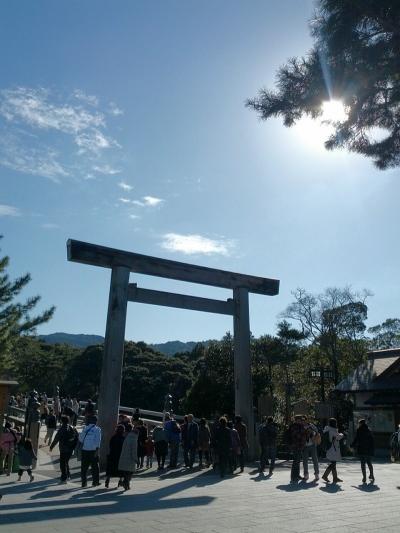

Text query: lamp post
(310, 368), (333, 402)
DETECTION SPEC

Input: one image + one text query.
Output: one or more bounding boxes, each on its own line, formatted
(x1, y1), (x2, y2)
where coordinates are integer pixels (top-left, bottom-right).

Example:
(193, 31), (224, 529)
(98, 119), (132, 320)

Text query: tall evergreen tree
(0, 236), (55, 369)
(247, 0), (400, 169)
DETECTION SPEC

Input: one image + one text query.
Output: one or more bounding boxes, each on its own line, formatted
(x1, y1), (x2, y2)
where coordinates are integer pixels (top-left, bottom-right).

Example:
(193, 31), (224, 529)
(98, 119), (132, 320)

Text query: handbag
(75, 426), (94, 462)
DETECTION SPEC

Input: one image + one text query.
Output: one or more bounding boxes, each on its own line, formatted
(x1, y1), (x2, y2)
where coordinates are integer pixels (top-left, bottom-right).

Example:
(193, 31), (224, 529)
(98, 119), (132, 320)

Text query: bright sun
(293, 99), (347, 151)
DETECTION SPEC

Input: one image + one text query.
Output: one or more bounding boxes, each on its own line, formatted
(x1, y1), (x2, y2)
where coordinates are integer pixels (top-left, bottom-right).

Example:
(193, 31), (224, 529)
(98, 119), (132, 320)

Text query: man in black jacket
(50, 415), (78, 482)
(259, 416), (278, 475)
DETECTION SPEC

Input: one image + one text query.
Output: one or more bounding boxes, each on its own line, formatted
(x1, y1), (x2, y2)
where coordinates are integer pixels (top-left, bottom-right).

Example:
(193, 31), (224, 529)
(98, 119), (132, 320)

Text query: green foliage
(0, 237), (54, 370)
(368, 318), (400, 349)
(247, 0), (400, 169)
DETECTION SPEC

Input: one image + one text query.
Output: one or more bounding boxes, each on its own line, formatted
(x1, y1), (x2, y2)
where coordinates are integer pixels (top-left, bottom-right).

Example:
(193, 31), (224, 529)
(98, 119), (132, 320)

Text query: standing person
(351, 419), (375, 483)
(105, 424), (125, 488)
(0, 422), (18, 476)
(153, 425), (168, 470)
(83, 400), (95, 425)
(234, 415), (248, 473)
(164, 413), (181, 468)
(44, 408), (57, 446)
(136, 420), (147, 469)
(214, 417), (232, 478)
(145, 435), (154, 468)
(186, 414), (199, 468)
(259, 416), (278, 475)
(181, 415), (189, 466)
(228, 421), (241, 472)
(50, 415), (78, 483)
(198, 418), (211, 468)
(17, 438), (36, 482)
(302, 416), (320, 481)
(79, 415), (101, 488)
(288, 415), (307, 483)
(71, 398), (80, 427)
(321, 418), (344, 483)
(39, 400), (48, 426)
(118, 424), (138, 491)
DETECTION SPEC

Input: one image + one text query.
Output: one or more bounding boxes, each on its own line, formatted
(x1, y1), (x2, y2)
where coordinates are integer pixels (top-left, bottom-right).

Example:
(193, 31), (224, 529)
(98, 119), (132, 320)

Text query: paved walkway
(0, 439), (399, 533)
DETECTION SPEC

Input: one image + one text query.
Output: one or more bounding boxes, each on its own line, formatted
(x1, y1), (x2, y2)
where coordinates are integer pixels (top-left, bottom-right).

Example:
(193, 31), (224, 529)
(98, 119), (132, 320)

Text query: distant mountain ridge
(39, 332), (207, 355)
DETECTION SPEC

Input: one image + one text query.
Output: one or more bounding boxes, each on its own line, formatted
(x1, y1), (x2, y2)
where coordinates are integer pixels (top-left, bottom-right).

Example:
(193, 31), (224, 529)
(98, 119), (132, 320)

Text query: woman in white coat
(118, 424), (138, 491)
(321, 418), (344, 483)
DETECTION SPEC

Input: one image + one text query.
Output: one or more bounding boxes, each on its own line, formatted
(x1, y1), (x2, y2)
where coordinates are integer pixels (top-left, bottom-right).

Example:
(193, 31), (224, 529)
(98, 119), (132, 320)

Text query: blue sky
(1, 1), (399, 343)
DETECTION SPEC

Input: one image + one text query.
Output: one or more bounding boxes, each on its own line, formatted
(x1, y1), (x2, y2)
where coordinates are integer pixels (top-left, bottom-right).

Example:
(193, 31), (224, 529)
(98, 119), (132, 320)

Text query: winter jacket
(234, 422), (248, 449)
(118, 431), (138, 473)
(50, 424), (78, 454)
(259, 422), (278, 447)
(0, 429), (18, 453)
(215, 427), (232, 455)
(288, 422), (307, 450)
(18, 445), (37, 469)
(164, 420), (181, 443)
(351, 425), (374, 457)
(323, 426), (343, 462)
(198, 425), (211, 451)
(153, 426), (168, 443)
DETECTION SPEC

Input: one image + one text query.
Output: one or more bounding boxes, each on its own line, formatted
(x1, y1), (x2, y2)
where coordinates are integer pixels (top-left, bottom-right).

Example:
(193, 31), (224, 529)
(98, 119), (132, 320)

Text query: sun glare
(292, 99), (347, 151)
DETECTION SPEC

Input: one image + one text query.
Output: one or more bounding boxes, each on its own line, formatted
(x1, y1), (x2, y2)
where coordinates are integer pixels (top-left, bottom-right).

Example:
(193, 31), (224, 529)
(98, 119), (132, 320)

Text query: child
(17, 438), (36, 482)
(145, 435), (154, 468)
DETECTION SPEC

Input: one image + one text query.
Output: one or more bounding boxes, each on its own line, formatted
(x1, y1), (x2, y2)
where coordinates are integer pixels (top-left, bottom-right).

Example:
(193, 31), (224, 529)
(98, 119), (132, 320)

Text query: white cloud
(143, 195), (163, 207)
(118, 181), (133, 191)
(109, 102), (123, 116)
(0, 87), (123, 180)
(93, 164), (120, 175)
(41, 222), (59, 229)
(119, 197), (131, 204)
(161, 233), (234, 256)
(0, 204), (21, 216)
(73, 89), (99, 107)
(129, 214), (140, 219)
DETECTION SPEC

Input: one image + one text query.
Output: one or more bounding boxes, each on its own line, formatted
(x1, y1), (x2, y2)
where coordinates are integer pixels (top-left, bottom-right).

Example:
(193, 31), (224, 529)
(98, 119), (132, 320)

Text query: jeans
(81, 450), (100, 485)
(302, 444), (319, 476)
(44, 428), (55, 445)
(60, 450), (72, 481)
(260, 445), (276, 472)
(291, 448), (303, 481)
(169, 441), (179, 467)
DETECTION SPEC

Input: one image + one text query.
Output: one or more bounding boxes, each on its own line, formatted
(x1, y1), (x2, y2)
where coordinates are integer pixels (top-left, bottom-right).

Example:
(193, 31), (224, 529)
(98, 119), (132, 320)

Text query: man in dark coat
(351, 419), (375, 483)
(214, 417), (231, 478)
(288, 415), (307, 483)
(234, 415), (248, 472)
(185, 414), (199, 468)
(50, 415), (78, 482)
(259, 416), (278, 475)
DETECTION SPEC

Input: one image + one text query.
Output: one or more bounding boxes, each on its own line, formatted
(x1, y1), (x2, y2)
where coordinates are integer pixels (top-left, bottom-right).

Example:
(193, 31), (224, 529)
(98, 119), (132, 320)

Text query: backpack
(313, 432), (322, 446)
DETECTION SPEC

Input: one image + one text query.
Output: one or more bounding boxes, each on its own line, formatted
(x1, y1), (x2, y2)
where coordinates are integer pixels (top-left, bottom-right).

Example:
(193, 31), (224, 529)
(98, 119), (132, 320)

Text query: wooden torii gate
(67, 239), (279, 463)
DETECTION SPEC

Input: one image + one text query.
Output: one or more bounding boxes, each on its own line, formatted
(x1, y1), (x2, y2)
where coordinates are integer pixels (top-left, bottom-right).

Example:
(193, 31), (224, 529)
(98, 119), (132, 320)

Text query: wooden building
(336, 348), (400, 455)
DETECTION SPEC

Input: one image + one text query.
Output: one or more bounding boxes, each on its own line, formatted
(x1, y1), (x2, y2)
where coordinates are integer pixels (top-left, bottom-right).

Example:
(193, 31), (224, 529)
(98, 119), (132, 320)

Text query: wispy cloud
(119, 197), (131, 204)
(118, 181), (133, 191)
(93, 164), (120, 175)
(129, 214), (140, 219)
(0, 204), (21, 216)
(109, 102), (123, 116)
(0, 87), (123, 180)
(132, 196), (164, 207)
(161, 233), (235, 256)
(41, 222), (59, 229)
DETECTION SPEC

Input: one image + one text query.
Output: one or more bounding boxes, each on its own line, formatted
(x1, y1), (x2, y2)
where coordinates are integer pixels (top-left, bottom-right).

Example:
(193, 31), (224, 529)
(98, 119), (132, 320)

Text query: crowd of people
(1, 394), (380, 492)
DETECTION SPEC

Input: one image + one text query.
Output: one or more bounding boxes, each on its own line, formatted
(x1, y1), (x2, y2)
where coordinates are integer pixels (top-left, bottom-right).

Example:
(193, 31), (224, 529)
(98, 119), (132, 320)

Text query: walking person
(351, 419), (375, 483)
(214, 416), (232, 478)
(50, 415), (78, 483)
(0, 422), (18, 476)
(145, 435), (154, 468)
(17, 438), (36, 482)
(83, 399), (95, 425)
(258, 416), (278, 475)
(321, 418), (344, 483)
(288, 415), (307, 483)
(79, 415), (101, 488)
(153, 425), (168, 470)
(302, 416), (320, 481)
(234, 415), (248, 473)
(118, 424), (138, 491)
(44, 408), (57, 446)
(186, 414), (198, 468)
(198, 418), (211, 468)
(164, 413), (181, 468)
(228, 421), (241, 472)
(71, 398), (80, 427)
(136, 420), (147, 469)
(105, 424), (125, 488)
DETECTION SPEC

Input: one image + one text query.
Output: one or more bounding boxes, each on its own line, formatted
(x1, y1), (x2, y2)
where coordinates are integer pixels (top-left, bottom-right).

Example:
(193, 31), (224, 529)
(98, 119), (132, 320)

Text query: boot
(321, 464), (333, 482)
(332, 464), (343, 483)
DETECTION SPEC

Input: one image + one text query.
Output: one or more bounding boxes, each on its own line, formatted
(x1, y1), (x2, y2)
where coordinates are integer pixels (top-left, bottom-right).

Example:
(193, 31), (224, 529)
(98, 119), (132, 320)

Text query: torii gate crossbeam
(67, 239), (280, 464)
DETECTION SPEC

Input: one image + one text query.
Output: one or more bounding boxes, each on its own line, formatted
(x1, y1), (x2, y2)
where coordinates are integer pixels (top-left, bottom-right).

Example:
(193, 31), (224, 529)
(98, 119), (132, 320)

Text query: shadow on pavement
(276, 481), (316, 492)
(0, 470), (218, 525)
(351, 483), (380, 492)
(319, 483), (343, 493)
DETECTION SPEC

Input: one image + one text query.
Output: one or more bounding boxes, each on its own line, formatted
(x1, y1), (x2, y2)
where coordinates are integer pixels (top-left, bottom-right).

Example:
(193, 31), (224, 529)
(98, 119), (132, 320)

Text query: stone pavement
(0, 443), (399, 533)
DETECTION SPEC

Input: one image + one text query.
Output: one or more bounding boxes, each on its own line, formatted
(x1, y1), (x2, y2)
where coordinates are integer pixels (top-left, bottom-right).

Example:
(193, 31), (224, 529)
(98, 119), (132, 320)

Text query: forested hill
(40, 333), (208, 355)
